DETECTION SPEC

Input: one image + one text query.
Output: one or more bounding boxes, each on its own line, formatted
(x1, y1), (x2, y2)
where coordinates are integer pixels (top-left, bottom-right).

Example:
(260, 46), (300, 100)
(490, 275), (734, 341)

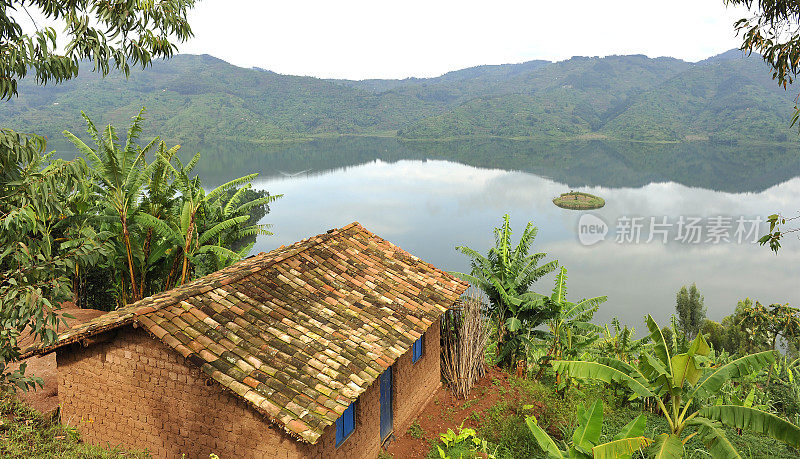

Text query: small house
(23, 222), (467, 458)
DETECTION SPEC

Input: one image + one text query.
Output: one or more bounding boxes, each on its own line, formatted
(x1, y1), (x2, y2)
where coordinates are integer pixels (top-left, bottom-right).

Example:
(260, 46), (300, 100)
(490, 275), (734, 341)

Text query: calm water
(53, 137), (800, 328)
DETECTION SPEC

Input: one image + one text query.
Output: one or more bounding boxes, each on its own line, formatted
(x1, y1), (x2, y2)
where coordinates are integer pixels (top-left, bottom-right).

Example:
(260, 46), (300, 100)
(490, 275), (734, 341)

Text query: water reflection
(49, 137), (800, 327)
(250, 155), (800, 328)
(185, 137), (800, 193)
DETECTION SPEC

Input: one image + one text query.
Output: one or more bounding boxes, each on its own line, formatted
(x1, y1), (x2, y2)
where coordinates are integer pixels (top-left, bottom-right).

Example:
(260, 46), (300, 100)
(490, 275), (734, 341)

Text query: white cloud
(179, 0), (752, 79)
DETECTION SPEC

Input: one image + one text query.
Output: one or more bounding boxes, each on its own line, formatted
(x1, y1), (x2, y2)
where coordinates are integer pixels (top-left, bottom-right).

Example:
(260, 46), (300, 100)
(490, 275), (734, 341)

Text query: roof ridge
(132, 221), (363, 309)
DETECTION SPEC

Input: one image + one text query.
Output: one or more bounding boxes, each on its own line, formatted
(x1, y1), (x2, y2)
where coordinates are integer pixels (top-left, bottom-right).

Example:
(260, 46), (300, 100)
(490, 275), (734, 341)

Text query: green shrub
(429, 422), (500, 459)
(407, 419), (425, 439)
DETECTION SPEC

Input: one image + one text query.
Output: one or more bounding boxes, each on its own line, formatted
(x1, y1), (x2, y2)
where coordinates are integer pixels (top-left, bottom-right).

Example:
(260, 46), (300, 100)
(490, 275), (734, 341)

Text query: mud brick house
(22, 222), (468, 458)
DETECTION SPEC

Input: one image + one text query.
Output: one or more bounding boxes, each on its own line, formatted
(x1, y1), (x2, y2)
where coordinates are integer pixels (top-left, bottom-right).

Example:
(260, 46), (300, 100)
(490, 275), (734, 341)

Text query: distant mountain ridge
(0, 50), (796, 143)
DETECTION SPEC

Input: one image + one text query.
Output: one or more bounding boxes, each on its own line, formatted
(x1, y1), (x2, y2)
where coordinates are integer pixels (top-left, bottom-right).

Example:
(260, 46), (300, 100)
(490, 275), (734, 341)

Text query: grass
(552, 191), (605, 210)
(475, 377), (583, 458)
(0, 391), (148, 458)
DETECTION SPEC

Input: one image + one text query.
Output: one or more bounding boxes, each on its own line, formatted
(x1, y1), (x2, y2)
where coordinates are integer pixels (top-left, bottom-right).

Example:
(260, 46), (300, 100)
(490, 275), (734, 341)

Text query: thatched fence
(440, 289), (490, 399)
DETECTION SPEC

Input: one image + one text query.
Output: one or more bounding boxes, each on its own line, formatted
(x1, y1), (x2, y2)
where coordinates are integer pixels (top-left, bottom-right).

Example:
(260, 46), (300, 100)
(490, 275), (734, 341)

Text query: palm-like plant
(138, 152), (280, 286)
(64, 109), (156, 302)
(203, 183), (278, 272)
(454, 214), (558, 369)
(599, 318), (651, 364)
(65, 109), (281, 302)
(536, 267), (606, 385)
(553, 315), (800, 458)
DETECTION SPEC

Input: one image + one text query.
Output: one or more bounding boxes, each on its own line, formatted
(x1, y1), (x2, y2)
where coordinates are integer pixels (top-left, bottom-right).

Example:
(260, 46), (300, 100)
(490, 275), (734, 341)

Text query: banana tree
(64, 109), (157, 302)
(454, 214), (558, 369)
(202, 183), (279, 272)
(600, 318), (651, 364)
(598, 318), (651, 402)
(135, 141), (181, 296)
(526, 399), (651, 458)
(553, 315), (800, 458)
(535, 267), (606, 386)
(140, 151), (278, 286)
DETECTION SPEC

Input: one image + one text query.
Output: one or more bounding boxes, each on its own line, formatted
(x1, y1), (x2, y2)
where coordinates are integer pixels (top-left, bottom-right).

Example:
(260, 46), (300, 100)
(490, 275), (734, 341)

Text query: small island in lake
(552, 191), (605, 210)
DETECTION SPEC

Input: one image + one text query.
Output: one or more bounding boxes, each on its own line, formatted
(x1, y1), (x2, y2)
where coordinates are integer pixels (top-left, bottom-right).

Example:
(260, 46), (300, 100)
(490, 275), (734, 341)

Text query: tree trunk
(121, 213), (139, 301)
(165, 249), (181, 291)
(139, 228), (152, 298)
(180, 221), (195, 285)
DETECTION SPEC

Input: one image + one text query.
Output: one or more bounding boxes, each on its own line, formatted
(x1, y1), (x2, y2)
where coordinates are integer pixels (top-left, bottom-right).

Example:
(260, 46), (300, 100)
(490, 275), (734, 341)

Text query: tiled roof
(23, 222), (468, 443)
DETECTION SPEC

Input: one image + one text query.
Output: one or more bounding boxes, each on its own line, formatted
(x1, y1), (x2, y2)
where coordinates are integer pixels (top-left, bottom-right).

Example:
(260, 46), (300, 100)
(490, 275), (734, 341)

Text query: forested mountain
(1, 50), (797, 143)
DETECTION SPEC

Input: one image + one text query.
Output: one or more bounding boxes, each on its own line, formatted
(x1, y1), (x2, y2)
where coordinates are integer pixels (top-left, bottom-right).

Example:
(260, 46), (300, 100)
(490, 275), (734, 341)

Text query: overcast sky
(175, 0), (752, 80)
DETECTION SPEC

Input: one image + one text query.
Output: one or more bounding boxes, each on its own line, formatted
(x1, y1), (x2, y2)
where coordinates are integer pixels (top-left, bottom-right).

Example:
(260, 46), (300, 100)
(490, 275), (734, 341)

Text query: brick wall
(57, 326), (304, 458)
(56, 319), (443, 459)
(393, 317), (442, 435)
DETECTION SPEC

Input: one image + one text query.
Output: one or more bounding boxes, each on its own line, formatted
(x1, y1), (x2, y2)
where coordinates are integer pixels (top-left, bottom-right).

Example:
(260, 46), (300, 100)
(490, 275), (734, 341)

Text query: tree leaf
(690, 351), (775, 400)
(506, 316), (523, 332)
(525, 416), (566, 459)
(687, 417), (742, 459)
(552, 360), (655, 398)
(646, 315), (673, 377)
(650, 434), (684, 459)
(593, 437), (653, 459)
(699, 405), (800, 448)
(572, 399), (603, 450)
(613, 414), (647, 440)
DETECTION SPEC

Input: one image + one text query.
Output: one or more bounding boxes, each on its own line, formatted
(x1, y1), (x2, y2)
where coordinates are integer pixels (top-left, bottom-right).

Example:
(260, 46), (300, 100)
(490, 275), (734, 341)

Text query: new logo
(577, 213), (608, 246)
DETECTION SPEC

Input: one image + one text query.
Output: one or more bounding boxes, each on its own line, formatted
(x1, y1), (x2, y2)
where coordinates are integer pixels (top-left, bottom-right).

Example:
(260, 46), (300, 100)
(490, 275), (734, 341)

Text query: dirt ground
(9, 306), (106, 415)
(384, 367), (515, 459)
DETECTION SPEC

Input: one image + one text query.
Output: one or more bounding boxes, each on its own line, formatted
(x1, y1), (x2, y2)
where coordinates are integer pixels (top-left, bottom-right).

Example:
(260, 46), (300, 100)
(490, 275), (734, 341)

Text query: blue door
(379, 366), (393, 442)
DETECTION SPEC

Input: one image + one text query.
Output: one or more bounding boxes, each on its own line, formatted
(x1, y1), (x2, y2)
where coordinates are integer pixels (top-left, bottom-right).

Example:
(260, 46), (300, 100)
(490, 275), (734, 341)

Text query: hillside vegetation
(1, 51), (797, 143)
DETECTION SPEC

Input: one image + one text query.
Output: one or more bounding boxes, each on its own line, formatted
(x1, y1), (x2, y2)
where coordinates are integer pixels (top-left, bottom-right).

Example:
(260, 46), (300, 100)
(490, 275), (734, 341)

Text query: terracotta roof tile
(21, 222), (467, 444)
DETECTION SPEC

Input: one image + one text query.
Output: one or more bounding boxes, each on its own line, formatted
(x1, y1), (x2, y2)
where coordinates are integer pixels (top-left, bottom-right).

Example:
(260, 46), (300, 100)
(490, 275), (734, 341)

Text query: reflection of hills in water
(49, 137), (800, 192)
(185, 137), (800, 193)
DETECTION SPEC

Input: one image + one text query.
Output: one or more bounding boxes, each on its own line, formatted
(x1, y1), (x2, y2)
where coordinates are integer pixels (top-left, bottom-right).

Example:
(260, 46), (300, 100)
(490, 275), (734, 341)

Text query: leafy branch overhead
(0, 0), (196, 99)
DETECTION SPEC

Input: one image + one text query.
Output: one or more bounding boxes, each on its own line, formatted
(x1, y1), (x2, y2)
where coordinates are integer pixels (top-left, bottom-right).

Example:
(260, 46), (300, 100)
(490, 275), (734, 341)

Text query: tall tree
(1, 0), (197, 388)
(676, 283), (706, 339)
(739, 301), (800, 387)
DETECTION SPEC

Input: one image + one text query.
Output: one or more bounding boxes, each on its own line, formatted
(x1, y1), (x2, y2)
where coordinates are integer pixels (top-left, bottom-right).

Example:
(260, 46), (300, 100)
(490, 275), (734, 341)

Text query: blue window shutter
(412, 335), (424, 363)
(336, 403), (356, 447)
(344, 404), (354, 435)
(335, 416), (343, 446)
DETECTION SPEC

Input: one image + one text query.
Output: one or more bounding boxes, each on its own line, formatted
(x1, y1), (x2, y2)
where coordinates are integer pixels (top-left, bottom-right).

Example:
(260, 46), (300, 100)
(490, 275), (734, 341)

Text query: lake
(54, 137), (800, 329)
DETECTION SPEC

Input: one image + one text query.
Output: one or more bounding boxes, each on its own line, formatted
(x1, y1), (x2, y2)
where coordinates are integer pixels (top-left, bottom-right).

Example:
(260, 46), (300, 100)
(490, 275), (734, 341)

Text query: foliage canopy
(0, 0), (195, 99)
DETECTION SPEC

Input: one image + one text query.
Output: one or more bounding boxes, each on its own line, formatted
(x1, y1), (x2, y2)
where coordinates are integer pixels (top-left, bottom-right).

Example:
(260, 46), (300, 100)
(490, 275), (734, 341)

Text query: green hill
(1, 50), (798, 144)
(0, 54), (443, 142)
(602, 56), (796, 142)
